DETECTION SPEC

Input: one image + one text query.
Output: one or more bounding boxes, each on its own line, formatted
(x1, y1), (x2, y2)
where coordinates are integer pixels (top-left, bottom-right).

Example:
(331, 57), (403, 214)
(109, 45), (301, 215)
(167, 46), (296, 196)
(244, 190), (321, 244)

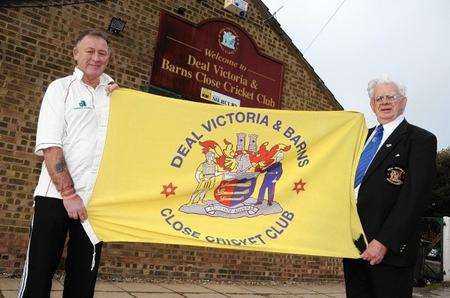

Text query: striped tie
(354, 125), (384, 188)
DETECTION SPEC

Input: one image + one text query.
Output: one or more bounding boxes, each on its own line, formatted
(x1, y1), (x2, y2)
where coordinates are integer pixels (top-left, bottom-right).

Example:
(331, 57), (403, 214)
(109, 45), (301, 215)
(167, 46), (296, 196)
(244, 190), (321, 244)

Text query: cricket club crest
(179, 133), (291, 218)
(218, 27), (239, 54)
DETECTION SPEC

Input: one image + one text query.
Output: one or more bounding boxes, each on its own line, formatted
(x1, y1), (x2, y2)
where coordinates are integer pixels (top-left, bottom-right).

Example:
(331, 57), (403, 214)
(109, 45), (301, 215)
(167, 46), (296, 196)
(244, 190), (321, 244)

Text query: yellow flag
(87, 89), (367, 258)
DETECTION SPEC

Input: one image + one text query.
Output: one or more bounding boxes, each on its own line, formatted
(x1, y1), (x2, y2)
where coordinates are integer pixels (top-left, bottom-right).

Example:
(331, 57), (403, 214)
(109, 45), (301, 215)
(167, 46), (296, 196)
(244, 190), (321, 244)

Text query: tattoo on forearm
(44, 148), (75, 194)
(55, 159), (66, 173)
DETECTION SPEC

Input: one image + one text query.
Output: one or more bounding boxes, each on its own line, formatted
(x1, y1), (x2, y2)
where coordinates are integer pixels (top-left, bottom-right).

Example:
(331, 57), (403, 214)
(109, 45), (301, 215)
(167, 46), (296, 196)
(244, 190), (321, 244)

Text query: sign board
(150, 12), (284, 109)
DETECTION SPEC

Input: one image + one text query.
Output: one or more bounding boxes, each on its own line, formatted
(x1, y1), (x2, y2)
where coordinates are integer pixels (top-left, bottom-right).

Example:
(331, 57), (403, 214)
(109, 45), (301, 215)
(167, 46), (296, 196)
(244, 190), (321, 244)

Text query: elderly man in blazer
(344, 76), (437, 298)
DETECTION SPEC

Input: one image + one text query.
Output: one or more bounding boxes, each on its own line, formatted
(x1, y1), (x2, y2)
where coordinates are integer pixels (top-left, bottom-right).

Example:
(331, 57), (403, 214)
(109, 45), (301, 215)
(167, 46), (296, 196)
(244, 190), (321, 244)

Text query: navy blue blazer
(357, 120), (437, 266)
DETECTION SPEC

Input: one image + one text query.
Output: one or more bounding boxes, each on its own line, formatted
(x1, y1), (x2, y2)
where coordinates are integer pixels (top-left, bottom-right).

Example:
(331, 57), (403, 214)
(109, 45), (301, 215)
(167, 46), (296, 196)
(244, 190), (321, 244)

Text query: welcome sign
(86, 89), (367, 258)
(150, 12), (284, 109)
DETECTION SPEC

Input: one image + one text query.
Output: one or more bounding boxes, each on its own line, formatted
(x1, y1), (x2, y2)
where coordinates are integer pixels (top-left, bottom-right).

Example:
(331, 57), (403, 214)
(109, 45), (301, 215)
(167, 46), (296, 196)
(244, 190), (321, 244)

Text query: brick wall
(0, 0), (343, 281)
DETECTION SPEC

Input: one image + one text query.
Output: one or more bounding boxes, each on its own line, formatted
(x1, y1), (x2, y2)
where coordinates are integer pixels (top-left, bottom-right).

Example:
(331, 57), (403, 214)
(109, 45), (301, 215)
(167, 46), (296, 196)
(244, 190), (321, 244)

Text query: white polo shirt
(34, 67), (113, 205)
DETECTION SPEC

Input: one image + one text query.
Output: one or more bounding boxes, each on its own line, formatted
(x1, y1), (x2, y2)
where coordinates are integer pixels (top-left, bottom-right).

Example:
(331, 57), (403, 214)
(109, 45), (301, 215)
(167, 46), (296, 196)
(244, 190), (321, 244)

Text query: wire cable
(305, 0), (347, 51)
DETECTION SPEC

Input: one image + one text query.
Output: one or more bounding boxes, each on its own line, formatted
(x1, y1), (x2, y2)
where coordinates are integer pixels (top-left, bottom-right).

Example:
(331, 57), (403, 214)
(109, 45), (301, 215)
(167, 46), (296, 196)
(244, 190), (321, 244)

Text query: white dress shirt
(355, 115), (405, 195)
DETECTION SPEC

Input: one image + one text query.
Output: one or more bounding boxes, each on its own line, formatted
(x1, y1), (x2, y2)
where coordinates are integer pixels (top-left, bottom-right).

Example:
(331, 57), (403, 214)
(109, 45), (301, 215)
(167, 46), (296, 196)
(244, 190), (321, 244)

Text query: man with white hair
(343, 76), (437, 297)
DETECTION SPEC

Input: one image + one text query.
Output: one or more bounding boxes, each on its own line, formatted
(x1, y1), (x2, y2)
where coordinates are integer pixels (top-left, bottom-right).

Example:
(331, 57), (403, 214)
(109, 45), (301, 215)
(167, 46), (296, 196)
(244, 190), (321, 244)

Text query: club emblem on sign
(218, 27), (239, 54)
(179, 133), (291, 218)
(221, 31), (236, 49)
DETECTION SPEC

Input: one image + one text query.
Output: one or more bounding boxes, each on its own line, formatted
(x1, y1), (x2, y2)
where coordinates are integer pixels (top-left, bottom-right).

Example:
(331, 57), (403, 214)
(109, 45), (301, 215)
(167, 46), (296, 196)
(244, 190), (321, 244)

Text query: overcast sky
(262, 0), (449, 150)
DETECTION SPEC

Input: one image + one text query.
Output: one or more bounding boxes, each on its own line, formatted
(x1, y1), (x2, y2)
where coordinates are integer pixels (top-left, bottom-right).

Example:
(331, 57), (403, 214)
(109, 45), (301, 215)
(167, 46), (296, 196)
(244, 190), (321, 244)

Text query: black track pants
(18, 196), (103, 298)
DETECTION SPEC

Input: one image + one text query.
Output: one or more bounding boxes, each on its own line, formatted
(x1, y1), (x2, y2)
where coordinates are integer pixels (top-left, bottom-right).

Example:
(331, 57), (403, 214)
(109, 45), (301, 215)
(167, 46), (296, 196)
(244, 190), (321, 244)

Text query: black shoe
(413, 279), (426, 288)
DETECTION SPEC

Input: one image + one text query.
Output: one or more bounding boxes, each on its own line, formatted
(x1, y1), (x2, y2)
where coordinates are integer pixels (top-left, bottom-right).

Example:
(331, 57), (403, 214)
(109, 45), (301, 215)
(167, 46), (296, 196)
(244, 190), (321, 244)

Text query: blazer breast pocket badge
(386, 166), (406, 185)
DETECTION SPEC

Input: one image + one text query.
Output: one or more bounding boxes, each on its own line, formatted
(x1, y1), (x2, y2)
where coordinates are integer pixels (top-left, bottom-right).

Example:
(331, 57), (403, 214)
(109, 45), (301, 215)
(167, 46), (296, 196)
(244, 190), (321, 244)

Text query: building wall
(0, 0), (343, 281)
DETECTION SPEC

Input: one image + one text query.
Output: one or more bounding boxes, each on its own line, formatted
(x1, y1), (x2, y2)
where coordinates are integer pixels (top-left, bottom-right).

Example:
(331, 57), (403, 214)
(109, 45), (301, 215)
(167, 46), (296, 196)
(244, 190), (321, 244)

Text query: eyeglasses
(374, 95), (404, 102)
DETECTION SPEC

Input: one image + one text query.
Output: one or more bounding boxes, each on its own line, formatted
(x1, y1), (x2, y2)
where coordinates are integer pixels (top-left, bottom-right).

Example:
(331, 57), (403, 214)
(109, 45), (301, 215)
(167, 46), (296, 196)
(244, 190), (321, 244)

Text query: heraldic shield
(179, 132), (291, 218)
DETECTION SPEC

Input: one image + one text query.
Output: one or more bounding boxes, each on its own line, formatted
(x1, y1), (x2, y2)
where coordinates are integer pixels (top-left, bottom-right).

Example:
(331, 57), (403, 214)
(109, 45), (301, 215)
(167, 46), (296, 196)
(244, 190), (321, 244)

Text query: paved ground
(1, 277), (450, 297)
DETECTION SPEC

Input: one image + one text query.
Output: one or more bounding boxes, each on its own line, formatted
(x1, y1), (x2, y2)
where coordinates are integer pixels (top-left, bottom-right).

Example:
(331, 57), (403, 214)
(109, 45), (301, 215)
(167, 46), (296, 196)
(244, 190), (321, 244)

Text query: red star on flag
(161, 182), (177, 198)
(293, 179), (306, 194)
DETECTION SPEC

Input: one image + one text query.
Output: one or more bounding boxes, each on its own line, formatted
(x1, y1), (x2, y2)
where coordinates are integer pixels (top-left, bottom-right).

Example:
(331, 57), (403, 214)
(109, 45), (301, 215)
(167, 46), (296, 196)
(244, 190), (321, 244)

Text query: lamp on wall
(108, 17), (126, 35)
